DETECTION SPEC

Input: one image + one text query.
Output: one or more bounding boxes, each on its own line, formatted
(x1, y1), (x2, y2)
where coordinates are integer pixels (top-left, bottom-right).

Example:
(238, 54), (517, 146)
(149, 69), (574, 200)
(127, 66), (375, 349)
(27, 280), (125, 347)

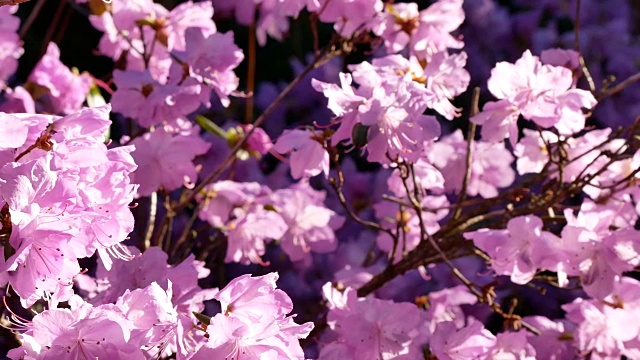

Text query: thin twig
(245, 19), (257, 123)
(19, 0), (44, 39)
(574, 0), (596, 92)
(597, 72), (640, 101)
(143, 191), (157, 250)
(40, 0), (66, 53)
(453, 87), (480, 220)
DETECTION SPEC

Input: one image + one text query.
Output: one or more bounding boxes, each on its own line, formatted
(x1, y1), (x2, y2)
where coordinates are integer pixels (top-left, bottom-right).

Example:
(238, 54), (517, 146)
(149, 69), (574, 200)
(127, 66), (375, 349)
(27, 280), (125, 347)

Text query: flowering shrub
(1, 0), (640, 359)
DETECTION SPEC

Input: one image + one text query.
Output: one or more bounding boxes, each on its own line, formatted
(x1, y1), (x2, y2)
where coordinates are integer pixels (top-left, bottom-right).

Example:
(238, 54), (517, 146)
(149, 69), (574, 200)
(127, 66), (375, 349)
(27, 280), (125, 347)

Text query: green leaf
(192, 311), (211, 326)
(196, 115), (228, 139)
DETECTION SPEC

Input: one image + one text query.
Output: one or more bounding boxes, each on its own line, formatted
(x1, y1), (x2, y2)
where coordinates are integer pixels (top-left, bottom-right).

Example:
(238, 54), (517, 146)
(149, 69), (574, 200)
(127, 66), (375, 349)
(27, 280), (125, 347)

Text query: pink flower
(197, 181), (270, 228)
(28, 43), (92, 115)
(320, 283), (429, 359)
(464, 215), (562, 285)
(270, 182), (344, 262)
(115, 282), (178, 353)
(130, 125), (210, 196)
(472, 50), (596, 145)
(272, 128), (329, 179)
(224, 207), (287, 265)
(430, 321), (496, 360)
(513, 129), (558, 175)
(192, 273), (313, 359)
(373, 0), (465, 58)
(486, 331), (537, 359)
(160, 1), (216, 51)
(308, 0), (383, 37)
(0, 113), (29, 149)
(411, 0), (465, 58)
(110, 70), (202, 128)
(523, 316), (576, 359)
(426, 130), (515, 198)
(8, 298), (143, 359)
(557, 201), (640, 298)
(0, 106), (137, 306)
(563, 277), (640, 359)
(422, 51), (470, 120)
(173, 28), (244, 107)
(422, 286), (478, 335)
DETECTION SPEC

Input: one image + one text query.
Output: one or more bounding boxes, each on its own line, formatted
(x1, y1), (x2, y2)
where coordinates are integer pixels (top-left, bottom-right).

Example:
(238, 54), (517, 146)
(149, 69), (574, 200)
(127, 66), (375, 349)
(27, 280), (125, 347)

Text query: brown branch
(574, 0), (596, 92)
(453, 87), (480, 220)
(0, 0), (28, 7)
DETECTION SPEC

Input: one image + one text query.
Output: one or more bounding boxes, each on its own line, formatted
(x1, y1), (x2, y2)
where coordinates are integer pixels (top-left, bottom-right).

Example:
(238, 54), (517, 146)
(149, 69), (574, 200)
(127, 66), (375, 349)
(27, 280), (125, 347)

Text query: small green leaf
(196, 115), (228, 139)
(192, 311), (211, 326)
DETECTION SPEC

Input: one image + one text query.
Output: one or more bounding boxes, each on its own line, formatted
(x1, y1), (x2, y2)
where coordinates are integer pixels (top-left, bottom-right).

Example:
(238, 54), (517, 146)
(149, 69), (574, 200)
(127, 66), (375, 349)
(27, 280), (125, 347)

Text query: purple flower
(192, 273), (312, 359)
(430, 321), (496, 360)
(28, 43), (92, 115)
(272, 128), (329, 179)
(308, 0), (383, 37)
(464, 215), (563, 285)
(173, 28), (244, 107)
(563, 277), (640, 359)
(426, 130), (515, 198)
(197, 180), (270, 228)
(271, 182), (344, 262)
(130, 125), (210, 196)
(373, 0), (465, 59)
(319, 283), (429, 359)
(472, 50), (596, 146)
(225, 207), (287, 265)
(110, 70), (202, 128)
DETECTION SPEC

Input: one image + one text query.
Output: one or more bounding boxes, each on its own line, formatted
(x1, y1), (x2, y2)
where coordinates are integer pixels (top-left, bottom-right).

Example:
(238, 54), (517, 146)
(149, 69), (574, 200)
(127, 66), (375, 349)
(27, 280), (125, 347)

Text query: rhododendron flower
(308, 0), (383, 37)
(472, 50), (597, 145)
(386, 157), (445, 197)
(0, 86), (36, 114)
(130, 125), (210, 196)
(486, 331), (537, 359)
(224, 207), (287, 265)
(430, 321), (496, 360)
(0, 105), (137, 306)
(271, 182), (344, 262)
(0, 113), (28, 149)
(110, 70), (202, 128)
(8, 296), (144, 359)
(421, 286), (478, 335)
(557, 201), (640, 298)
(373, 0), (465, 58)
(319, 283), (429, 359)
(173, 28), (244, 107)
(28, 43), (92, 115)
(77, 246), (216, 357)
(563, 277), (640, 359)
(464, 215), (563, 285)
(314, 57), (443, 163)
(197, 180), (270, 228)
(426, 130), (515, 198)
(192, 273), (313, 359)
(272, 128), (329, 179)
(523, 316), (576, 359)
(513, 128), (558, 175)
